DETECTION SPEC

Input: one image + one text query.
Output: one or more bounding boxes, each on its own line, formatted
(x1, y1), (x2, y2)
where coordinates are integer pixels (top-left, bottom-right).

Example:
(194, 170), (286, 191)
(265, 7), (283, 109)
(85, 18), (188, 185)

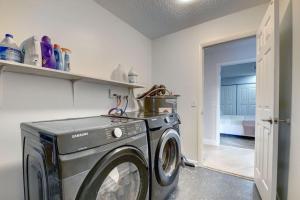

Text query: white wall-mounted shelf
(0, 60), (144, 89)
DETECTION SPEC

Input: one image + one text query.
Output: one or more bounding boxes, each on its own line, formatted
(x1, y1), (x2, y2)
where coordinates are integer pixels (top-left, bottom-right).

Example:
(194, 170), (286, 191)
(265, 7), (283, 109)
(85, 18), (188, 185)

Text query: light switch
(191, 101), (197, 108)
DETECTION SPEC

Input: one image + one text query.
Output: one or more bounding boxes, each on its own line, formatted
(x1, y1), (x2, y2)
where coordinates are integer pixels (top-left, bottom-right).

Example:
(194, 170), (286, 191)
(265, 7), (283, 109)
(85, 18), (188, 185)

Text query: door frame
(198, 31), (256, 163)
(215, 58), (256, 145)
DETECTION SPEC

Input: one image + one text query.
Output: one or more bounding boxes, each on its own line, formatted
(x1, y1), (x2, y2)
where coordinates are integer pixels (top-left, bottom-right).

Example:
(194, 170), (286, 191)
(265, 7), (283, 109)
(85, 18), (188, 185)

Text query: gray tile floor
(169, 167), (261, 200)
(220, 134), (255, 149)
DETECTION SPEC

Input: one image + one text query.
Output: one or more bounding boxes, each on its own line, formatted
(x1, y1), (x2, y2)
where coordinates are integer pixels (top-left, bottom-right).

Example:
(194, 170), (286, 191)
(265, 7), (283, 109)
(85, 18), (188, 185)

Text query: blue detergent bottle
(53, 44), (64, 70)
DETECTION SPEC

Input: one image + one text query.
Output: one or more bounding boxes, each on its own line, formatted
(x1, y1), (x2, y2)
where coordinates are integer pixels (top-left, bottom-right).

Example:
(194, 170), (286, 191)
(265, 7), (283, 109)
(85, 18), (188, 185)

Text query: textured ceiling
(95, 0), (269, 39)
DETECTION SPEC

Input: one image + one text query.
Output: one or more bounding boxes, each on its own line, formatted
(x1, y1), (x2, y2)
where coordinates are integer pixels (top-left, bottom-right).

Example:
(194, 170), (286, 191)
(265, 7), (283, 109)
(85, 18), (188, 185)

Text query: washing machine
(106, 112), (182, 200)
(21, 116), (149, 200)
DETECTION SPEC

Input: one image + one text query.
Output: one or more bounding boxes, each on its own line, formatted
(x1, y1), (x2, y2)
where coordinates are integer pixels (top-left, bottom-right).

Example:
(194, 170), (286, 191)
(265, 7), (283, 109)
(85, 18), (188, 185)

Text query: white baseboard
(203, 139), (219, 146)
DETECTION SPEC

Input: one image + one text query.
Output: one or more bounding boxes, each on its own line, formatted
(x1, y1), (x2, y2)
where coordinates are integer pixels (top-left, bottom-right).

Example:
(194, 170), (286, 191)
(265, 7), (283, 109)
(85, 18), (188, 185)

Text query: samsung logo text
(72, 132), (89, 139)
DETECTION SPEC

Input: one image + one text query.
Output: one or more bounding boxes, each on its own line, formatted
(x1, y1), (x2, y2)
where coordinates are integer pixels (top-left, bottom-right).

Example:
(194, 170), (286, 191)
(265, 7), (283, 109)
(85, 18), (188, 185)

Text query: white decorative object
(128, 67), (138, 83)
(111, 64), (127, 82)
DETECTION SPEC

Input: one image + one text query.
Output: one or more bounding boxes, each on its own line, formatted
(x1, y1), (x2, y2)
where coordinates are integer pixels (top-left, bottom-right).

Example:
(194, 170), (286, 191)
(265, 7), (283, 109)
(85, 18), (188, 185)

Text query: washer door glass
(96, 162), (140, 200)
(156, 129), (181, 186)
(161, 138), (178, 176)
(76, 146), (148, 200)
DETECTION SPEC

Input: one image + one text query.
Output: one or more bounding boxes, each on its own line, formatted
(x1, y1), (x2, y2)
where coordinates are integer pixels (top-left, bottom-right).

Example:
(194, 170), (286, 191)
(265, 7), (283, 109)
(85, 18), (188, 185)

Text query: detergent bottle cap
(5, 34), (14, 38)
(61, 48), (72, 53)
(128, 67), (138, 76)
(54, 44), (61, 49)
(41, 36), (51, 43)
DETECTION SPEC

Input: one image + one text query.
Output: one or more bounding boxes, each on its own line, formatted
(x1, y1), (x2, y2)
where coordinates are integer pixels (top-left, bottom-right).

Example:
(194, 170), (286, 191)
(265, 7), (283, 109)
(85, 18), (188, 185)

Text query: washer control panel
(164, 113), (180, 125)
(164, 117), (171, 123)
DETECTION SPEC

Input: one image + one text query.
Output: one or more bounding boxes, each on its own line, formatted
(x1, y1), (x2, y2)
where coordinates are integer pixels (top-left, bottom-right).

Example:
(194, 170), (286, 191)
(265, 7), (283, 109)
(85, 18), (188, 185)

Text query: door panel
(221, 85), (237, 115)
(237, 84), (256, 115)
(255, 0), (279, 200)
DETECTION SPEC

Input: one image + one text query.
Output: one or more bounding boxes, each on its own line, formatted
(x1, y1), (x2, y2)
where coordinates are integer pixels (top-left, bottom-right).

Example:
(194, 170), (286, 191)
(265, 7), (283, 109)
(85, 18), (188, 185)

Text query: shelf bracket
(70, 78), (82, 106)
(0, 66), (4, 108)
(71, 78), (82, 107)
(71, 80), (76, 107)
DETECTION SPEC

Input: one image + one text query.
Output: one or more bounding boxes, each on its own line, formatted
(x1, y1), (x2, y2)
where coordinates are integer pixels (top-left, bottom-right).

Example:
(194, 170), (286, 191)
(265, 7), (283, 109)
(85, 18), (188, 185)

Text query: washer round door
(76, 146), (149, 200)
(155, 128), (181, 186)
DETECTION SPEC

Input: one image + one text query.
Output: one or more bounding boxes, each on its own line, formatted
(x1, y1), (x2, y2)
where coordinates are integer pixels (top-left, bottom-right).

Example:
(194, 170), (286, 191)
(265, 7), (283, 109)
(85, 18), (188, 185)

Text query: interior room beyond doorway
(202, 36), (256, 178)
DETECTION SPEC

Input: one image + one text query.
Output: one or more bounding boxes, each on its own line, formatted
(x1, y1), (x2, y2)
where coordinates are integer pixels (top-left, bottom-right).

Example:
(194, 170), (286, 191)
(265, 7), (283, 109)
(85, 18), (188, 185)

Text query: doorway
(201, 36), (256, 178)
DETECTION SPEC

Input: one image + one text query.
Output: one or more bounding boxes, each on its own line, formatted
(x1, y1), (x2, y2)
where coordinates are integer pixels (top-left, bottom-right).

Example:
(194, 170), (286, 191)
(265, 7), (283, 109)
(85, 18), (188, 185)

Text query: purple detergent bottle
(41, 36), (56, 69)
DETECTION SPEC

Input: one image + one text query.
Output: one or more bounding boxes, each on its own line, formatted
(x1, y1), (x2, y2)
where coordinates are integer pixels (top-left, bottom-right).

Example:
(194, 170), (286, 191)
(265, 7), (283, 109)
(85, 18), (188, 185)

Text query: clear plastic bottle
(61, 48), (71, 72)
(0, 34), (22, 63)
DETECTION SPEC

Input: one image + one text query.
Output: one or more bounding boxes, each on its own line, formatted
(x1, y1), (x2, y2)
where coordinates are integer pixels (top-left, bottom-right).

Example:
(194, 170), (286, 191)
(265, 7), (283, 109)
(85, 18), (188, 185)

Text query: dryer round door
(155, 128), (181, 186)
(76, 146), (149, 200)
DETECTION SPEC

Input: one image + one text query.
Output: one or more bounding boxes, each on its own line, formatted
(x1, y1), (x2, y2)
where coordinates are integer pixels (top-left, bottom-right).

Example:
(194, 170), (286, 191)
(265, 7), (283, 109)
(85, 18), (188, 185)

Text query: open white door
(255, 0), (279, 200)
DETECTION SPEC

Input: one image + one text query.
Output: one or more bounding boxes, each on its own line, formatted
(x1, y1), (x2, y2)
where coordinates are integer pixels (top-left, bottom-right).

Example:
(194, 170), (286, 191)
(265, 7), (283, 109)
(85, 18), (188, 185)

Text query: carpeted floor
(220, 134), (255, 149)
(169, 167), (261, 200)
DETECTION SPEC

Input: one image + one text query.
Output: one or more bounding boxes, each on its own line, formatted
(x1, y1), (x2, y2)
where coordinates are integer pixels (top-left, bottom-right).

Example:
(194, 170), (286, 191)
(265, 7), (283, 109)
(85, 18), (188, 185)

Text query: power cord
(108, 95), (123, 115)
(121, 96), (129, 116)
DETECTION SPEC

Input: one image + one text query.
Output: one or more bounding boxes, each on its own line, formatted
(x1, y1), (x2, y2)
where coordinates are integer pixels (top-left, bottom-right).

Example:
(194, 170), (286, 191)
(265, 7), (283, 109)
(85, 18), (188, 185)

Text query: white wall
(0, 0), (151, 199)
(0, 0), (152, 82)
(152, 4), (267, 160)
(288, 0), (300, 199)
(203, 37), (256, 145)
